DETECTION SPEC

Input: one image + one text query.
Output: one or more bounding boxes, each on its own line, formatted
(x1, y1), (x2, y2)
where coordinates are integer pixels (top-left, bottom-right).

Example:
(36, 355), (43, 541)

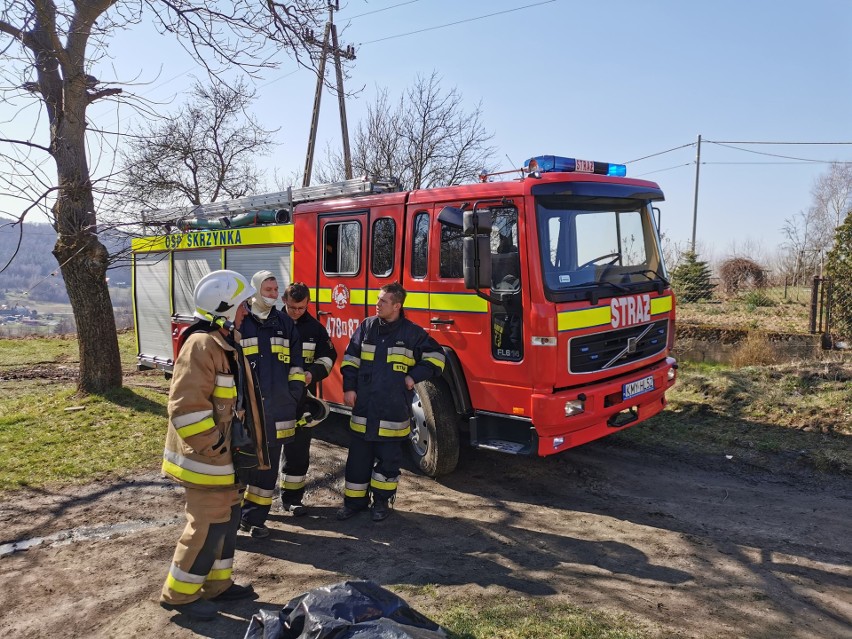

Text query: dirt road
(1, 416), (849, 638)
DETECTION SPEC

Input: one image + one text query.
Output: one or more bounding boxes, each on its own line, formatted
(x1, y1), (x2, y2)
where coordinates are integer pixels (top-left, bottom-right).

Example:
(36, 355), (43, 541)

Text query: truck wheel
(409, 379), (460, 477)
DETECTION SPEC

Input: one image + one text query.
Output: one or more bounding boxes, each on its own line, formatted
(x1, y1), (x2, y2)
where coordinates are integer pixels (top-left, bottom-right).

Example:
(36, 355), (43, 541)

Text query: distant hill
(0, 223), (130, 303)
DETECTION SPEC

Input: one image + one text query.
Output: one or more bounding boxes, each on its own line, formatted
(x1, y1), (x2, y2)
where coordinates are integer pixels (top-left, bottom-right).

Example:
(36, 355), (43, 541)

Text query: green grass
(0, 334), (81, 367)
(0, 332), (168, 489)
(616, 359), (852, 475)
(0, 329), (139, 370)
(395, 588), (657, 639)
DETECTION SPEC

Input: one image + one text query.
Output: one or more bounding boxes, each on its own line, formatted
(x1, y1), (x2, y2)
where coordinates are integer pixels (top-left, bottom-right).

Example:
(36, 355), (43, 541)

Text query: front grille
(569, 321), (668, 374)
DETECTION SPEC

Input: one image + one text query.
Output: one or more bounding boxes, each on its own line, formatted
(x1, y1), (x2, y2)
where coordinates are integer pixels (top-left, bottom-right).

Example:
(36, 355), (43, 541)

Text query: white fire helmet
(193, 270), (256, 323)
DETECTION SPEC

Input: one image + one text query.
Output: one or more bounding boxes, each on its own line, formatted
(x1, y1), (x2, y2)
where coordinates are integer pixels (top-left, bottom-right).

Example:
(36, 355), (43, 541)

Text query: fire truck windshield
(535, 194), (667, 301)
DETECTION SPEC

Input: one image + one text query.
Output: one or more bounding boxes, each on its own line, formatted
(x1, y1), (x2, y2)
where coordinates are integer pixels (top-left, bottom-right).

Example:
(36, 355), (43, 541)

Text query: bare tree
(0, 0), (325, 393)
(119, 78), (274, 209)
(316, 72), (496, 189)
(780, 162), (852, 284)
(809, 162), (852, 249)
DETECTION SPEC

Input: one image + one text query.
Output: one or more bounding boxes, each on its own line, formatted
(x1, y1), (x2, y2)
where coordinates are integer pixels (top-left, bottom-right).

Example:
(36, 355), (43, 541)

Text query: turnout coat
(341, 312), (445, 441)
(162, 329), (242, 490)
(239, 308), (306, 445)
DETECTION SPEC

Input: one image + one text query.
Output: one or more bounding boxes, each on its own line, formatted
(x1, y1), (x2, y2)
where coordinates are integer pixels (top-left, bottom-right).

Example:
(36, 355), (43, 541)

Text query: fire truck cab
(131, 154), (677, 477)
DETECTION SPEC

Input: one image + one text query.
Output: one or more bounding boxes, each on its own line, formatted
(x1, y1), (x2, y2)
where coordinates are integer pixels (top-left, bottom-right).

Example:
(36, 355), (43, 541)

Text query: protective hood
(250, 270), (277, 319)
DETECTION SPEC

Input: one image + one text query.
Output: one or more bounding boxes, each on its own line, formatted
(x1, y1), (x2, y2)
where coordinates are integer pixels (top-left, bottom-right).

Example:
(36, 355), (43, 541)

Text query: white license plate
(623, 375), (655, 401)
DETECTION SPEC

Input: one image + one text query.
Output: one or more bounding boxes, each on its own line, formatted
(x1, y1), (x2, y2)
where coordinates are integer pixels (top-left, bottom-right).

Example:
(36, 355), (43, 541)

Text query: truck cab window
(411, 211), (429, 278)
(371, 217), (396, 277)
(324, 221), (361, 275)
(440, 222), (464, 278)
(490, 207), (521, 293)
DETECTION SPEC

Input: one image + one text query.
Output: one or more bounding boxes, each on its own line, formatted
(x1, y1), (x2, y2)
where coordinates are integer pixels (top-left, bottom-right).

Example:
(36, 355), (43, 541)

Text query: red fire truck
(131, 154), (677, 476)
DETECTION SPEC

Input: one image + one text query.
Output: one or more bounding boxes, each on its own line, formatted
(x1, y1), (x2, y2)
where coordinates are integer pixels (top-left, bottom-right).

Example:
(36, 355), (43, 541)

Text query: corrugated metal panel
(226, 246), (292, 310)
(173, 250), (221, 316)
(135, 252), (172, 362)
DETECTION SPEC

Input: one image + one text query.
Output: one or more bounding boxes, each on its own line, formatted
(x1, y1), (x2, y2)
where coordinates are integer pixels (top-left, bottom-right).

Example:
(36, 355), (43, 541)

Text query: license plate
(623, 375), (655, 401)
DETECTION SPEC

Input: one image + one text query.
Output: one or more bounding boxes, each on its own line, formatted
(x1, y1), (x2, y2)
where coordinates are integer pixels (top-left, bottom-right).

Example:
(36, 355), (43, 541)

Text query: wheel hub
(408, 390), (429, 456)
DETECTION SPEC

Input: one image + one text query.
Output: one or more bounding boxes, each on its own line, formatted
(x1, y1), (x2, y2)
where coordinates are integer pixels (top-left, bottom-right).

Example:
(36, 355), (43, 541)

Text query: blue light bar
(524, 155), (627, 177)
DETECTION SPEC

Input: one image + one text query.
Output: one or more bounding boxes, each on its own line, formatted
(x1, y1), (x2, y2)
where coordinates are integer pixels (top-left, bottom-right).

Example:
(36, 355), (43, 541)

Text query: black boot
(371, 496), (392, 522)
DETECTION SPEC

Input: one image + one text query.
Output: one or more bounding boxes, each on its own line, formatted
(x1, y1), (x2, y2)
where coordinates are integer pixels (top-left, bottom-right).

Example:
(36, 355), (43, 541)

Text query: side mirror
(438, 206), (464, 228)
(464, 236), (492, 289)
(463, 210), (492, 236)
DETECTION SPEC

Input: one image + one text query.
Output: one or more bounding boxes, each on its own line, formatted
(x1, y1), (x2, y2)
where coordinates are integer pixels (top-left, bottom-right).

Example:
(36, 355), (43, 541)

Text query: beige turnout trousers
(161, 486), (242, 604)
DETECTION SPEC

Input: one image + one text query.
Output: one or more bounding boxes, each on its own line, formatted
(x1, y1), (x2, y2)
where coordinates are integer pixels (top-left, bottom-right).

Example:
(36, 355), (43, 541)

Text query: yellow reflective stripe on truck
(315, 288), (487, 313)
(558, 294), (673, 332)
(130, 224), (293, 253)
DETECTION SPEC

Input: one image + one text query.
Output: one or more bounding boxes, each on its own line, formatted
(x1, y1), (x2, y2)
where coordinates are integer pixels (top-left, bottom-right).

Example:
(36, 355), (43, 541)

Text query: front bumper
(532, 356), (677, 456)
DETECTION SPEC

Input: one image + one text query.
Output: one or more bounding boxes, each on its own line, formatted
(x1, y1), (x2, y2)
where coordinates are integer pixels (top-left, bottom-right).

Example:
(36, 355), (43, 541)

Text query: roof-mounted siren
(523, 155), (627, 178)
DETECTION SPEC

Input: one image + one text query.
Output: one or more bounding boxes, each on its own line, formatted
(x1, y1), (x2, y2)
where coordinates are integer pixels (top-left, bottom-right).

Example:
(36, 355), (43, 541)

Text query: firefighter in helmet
(237, 271), (306, 538)
(338, 281), (445, 522)
(279, 281), (336, 515)
(160, 269), (258, 621)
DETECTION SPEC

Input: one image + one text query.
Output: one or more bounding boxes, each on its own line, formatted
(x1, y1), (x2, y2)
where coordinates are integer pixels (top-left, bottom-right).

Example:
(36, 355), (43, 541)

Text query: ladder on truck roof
(140, 176), (399, 229)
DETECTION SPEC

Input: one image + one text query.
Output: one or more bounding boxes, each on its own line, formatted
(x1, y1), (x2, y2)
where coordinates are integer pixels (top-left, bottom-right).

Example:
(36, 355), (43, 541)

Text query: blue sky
(8, 0), (852, 263)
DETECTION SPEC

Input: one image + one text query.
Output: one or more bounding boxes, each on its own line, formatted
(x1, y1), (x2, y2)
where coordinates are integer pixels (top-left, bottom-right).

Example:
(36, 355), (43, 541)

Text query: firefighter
(160, 270), (258, 621)
(238, 271), (306, 538)
(280, 282), (336, 515)
(337, 281), (445, 522)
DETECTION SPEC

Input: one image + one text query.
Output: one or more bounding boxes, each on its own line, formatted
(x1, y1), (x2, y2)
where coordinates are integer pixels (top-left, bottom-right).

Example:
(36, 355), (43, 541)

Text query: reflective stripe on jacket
(239, 308), (305, 445)
(162, 330), (239, 489)
(341, 312), (445, 441)
(295, 310), (338, 419)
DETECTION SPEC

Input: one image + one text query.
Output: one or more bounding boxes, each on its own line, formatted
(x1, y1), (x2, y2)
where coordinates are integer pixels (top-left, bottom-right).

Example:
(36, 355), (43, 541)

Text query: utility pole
(691, 134), (701, 253)
(302, 1), (356, 187)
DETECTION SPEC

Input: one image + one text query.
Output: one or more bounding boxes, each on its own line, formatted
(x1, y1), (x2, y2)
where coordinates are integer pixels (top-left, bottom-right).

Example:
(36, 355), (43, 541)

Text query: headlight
(564, 399), (585, 417)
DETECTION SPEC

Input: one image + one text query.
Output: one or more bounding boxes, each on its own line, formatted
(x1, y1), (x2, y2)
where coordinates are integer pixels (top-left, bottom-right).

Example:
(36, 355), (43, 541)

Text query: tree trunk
(50, 68), (123, 394)
(53, 225), (123, 393)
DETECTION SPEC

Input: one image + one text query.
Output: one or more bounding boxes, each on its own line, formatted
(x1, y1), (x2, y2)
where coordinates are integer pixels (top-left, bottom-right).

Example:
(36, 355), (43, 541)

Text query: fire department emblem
(331, 283), (350, 309)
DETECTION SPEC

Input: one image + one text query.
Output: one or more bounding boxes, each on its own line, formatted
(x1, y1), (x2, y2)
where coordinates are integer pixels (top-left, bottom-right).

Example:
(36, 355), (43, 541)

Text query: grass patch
(395, 589), (656, 639)
(0, 334), (80, 367)
(0, 382), (167, 489)
(617, 359), (852, 475)
(0, 331), (167, 489)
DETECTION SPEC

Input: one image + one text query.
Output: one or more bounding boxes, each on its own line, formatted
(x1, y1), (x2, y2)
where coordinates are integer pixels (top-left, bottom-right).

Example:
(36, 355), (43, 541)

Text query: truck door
(415, 203), (530, 415)
(316, 211), (369, 404)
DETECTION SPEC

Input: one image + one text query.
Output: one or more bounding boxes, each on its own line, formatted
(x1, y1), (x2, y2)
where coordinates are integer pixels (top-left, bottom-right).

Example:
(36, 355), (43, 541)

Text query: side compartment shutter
(134, 252), (172, 362)
(173, 250), (221, 316)
(226, 246), (292, 309)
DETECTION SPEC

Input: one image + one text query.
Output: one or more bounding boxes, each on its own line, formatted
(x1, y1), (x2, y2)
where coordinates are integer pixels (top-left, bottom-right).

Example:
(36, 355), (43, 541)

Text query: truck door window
(411, 211), (429, 279)
(488, 206), (523, 361)
(439, 222), (464, 279)
(323, 221), (360, 275)
(490, 207), (521, 293)
(371, 217), (396, 277)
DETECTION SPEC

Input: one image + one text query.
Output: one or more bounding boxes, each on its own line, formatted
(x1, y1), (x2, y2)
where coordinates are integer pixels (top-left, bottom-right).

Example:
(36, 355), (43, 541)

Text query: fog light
(564, 399), (585, 417)
(667, 367), (676, 381)
(554, 436), (565, 448)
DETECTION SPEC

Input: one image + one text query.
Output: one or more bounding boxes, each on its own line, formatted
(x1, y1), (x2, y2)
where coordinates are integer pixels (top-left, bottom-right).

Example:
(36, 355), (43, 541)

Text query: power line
(346, 0), (422, 20)
(358, 0), (556, 45)
(634, 163), (693, 177)
(703, 160), (852, 166)
(706, 141), (838, 163)
(707, 140), (852, 145)
(624, 143), (694, 165)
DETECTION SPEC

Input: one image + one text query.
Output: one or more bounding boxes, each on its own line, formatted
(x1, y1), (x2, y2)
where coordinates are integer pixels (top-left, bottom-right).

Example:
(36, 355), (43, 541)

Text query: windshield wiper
(622, 268), (671, 291)
(586, 280), (629, 304)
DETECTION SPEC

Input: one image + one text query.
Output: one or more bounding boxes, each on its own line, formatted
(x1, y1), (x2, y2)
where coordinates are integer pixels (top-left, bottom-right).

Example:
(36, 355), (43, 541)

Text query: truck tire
(409, 378), (460, 477)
